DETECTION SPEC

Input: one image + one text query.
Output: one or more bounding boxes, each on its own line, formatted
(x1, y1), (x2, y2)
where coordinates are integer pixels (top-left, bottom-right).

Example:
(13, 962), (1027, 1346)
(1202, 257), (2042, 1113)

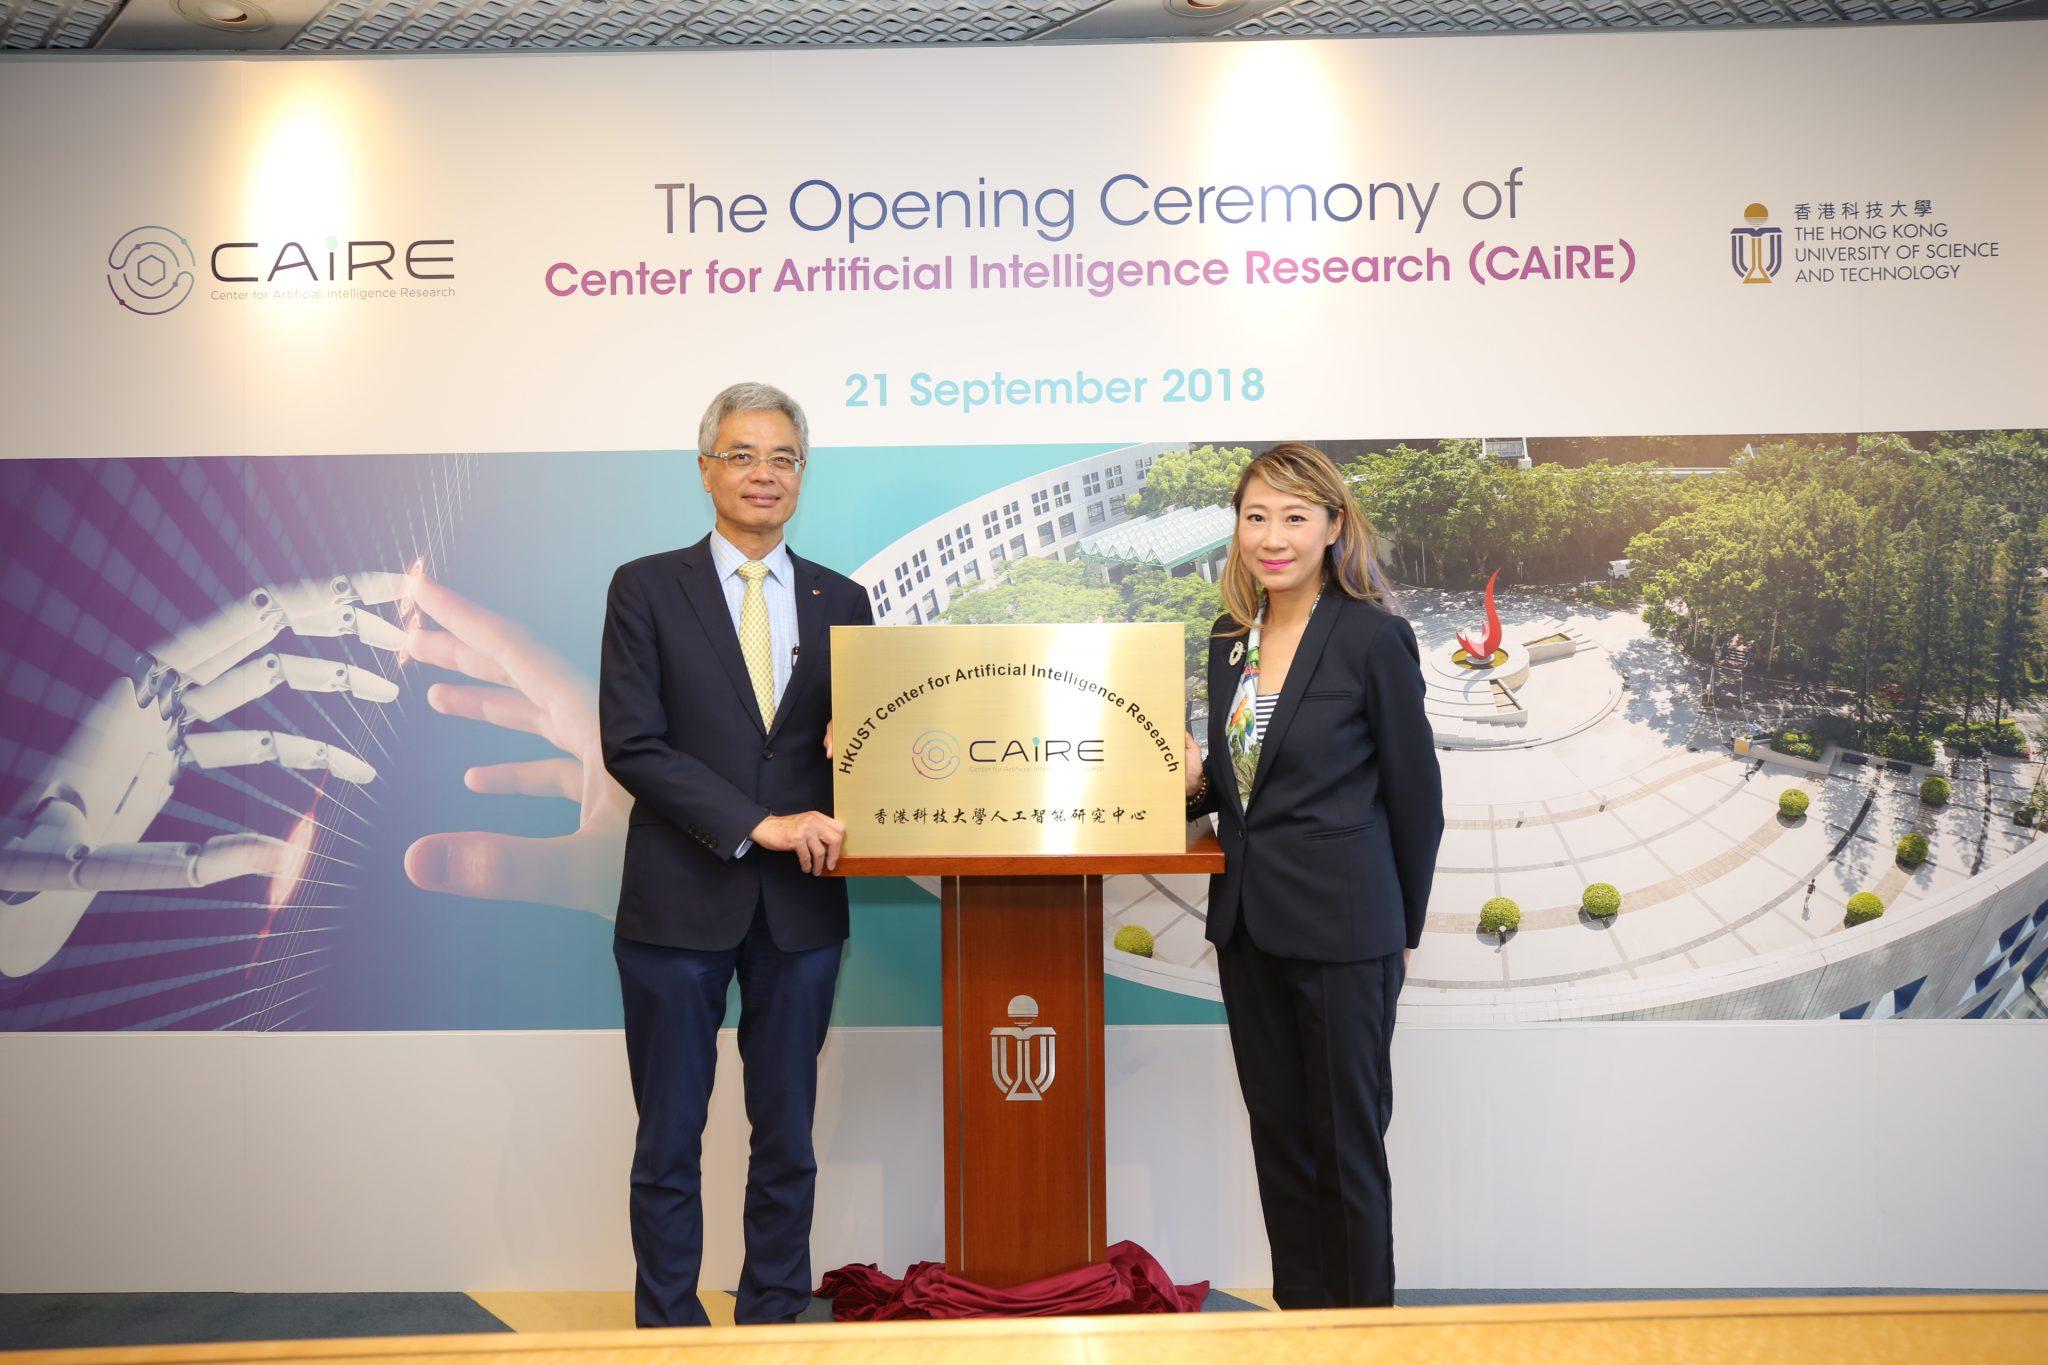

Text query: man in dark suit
(598, 381), (873, 1327)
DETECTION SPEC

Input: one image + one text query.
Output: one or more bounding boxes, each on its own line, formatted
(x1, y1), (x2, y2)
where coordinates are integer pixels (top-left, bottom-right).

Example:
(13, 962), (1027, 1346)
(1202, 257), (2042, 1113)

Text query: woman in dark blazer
(1183, 441), (1444, 1310)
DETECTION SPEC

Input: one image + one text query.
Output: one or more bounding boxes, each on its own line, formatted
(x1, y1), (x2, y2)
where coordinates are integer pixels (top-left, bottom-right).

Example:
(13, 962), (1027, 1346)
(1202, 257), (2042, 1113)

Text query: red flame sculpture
(1457, 569), (1503, 661)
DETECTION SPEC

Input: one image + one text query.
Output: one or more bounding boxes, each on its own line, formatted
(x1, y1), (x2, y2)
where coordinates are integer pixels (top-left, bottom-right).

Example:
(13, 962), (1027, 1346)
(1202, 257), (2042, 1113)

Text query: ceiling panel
(2, 0), (126, 47)
(290, 0), (1088, 51)
(0, 0), (2036, 55)
(1226, 0), (2029, 32)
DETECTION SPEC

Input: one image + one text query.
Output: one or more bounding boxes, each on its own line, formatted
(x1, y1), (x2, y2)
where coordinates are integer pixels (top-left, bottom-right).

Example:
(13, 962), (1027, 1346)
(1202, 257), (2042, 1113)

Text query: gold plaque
(831, 624), (1186, 855)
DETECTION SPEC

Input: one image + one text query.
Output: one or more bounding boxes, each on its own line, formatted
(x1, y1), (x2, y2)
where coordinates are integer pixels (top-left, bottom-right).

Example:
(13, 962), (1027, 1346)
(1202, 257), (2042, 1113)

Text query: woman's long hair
(1217, 442), (1400, 636)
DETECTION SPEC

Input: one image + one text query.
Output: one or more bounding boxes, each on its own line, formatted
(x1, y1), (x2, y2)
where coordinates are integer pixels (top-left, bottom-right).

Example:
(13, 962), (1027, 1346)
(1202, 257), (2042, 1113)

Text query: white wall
(3, 1023), (2043, 1293)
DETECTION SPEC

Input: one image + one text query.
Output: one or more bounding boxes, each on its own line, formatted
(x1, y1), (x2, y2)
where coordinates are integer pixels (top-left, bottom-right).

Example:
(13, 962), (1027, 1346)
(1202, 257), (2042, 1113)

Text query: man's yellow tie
(737, 560), (776, 727)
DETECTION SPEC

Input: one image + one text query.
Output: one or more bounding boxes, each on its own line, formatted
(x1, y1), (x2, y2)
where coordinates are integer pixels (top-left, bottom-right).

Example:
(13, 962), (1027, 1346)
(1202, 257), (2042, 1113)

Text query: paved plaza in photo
(1105, 590), (2047, 1019)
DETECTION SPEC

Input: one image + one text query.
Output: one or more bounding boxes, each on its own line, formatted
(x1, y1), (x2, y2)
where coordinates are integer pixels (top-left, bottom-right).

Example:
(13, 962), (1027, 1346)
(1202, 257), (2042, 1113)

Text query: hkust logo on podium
(990, 994), (1057, 1102)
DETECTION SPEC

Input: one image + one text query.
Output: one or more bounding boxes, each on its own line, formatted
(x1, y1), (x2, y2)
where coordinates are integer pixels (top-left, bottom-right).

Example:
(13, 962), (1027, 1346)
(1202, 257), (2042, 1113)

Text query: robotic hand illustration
(401, 573), (628, 919)
(0, 573), (409, 978)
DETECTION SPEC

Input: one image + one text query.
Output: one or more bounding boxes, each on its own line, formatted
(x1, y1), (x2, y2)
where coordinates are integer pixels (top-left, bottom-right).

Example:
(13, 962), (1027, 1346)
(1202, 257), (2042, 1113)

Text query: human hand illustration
(401, 573), (627, 917)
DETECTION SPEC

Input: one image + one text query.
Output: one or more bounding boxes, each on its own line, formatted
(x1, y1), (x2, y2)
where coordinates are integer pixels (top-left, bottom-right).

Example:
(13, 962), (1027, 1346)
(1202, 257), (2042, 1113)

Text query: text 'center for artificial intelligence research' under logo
(107, 226), (197, 316)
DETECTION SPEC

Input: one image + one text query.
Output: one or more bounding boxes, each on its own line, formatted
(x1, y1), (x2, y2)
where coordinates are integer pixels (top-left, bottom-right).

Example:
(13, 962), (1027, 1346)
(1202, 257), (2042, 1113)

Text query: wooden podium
(834, 825), (1224, 1287)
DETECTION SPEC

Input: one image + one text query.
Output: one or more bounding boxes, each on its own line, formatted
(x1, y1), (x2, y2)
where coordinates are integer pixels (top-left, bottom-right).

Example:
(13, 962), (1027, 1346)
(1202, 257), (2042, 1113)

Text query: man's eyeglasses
(708, 450), (806, 475)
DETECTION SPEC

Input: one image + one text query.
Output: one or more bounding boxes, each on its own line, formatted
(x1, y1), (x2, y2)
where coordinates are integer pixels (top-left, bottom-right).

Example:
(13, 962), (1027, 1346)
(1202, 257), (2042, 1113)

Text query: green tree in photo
(1990, 523), (2045, 724)
(1120, 566), (1226, 682)
(939, 556), (1120, 625)
(1898, 514), (1950, 736)
(1125, 444), (1253, 515)
(1346, 440), (1505, 588)
(939, 556), (1225, 709)
(1624, 495), (1773, 664)
(1954, 428), (2048, 524)
(1951, 500), (2004, 724)
(1837, 505), (1901, 732)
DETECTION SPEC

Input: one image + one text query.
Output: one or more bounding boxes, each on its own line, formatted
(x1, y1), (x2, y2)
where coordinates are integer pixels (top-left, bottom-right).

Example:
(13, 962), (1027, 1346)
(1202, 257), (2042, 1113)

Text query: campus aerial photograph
(858, 430), (2048, 1022)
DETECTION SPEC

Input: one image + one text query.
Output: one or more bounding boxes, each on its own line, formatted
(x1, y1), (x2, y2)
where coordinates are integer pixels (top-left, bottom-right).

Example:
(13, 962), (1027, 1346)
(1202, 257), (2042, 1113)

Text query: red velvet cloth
(816, 1240), (1208, 1321)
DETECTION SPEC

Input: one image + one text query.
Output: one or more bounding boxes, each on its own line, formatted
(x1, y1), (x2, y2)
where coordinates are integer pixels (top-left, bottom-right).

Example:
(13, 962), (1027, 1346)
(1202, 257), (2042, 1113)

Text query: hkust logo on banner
(1728, 197), (2003, 286)
(1729, 203), (1783, 284)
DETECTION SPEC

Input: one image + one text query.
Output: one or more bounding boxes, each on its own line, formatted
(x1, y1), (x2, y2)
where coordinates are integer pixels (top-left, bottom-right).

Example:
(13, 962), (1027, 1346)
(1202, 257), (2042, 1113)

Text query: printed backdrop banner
(0, 24), (2044, 1031)
(0, 25), (2042, 455)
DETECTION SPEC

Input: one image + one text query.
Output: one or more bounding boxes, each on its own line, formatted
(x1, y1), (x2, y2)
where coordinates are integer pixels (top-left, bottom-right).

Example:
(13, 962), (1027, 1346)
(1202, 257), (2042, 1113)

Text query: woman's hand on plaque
(1183, 729), (1204, 798)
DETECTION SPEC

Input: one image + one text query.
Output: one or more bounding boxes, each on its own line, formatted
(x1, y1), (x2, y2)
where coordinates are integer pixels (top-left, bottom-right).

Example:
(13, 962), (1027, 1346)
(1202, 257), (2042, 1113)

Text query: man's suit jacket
(598, 535), (873, 953)
(1193, 591), (1445, 961)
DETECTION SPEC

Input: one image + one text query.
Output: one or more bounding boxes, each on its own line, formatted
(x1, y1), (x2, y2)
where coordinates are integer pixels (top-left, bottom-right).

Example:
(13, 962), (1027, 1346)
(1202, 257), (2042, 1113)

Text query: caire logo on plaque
(830, 623), (1185, 855)
(910, 729), (961, 780)
(990, 994), (1056, 1102)
(1729, 202), (1783, 283)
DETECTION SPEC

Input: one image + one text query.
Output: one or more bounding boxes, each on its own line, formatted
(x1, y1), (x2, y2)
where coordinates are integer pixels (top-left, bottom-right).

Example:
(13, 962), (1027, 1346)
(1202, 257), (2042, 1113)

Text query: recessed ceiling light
(1163, 0), (1252, 16)
(173, 0), (275, 32)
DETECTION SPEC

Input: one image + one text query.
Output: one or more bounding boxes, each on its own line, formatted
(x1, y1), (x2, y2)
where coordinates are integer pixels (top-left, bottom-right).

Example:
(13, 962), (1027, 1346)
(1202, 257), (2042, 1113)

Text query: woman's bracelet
(1185, 771), (1209, 810)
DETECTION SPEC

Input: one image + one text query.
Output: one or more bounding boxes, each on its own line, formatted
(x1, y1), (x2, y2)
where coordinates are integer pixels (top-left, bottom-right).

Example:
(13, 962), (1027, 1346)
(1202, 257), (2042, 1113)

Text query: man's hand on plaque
(750, 811), (846, 874)
(823, 720), (836, 761)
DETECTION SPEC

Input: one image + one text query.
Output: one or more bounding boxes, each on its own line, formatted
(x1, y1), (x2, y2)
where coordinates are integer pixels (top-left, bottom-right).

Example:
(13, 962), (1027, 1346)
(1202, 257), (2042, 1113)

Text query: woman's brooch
(1229, 641), (1245, 666)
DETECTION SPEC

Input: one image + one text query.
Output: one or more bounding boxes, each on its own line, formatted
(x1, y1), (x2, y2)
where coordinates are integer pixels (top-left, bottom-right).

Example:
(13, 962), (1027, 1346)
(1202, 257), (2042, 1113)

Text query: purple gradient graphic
(0, 454), (468, 1030)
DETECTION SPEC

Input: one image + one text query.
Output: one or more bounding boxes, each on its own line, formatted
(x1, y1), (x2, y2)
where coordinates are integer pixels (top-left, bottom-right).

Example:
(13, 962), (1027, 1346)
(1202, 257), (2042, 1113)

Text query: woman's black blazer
(1191, 592), (1445, 961)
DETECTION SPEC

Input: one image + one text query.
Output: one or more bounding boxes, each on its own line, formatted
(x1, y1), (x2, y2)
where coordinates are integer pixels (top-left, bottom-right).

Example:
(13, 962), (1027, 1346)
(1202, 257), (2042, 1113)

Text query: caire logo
(910, 729), (962, 780)
(106, 225), (455, 314)
(1729, 202), (1783, 284)
(107, 226), (196, 316)
(968, 735), (1106, 765)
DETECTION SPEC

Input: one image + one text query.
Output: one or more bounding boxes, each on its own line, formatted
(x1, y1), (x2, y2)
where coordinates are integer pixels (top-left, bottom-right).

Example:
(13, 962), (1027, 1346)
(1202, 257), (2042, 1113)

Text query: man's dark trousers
(614, 906), (841, 1327)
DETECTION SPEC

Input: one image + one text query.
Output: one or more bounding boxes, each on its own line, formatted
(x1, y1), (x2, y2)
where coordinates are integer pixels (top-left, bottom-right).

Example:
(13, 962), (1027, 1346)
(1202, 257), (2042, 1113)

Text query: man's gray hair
(697, 381), (810, 459)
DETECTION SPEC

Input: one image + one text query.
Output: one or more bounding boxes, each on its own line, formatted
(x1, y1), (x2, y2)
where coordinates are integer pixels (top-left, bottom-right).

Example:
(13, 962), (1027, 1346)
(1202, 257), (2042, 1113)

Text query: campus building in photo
(853, 443), (1173, 623)
(1076, 504), (1235, 583)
